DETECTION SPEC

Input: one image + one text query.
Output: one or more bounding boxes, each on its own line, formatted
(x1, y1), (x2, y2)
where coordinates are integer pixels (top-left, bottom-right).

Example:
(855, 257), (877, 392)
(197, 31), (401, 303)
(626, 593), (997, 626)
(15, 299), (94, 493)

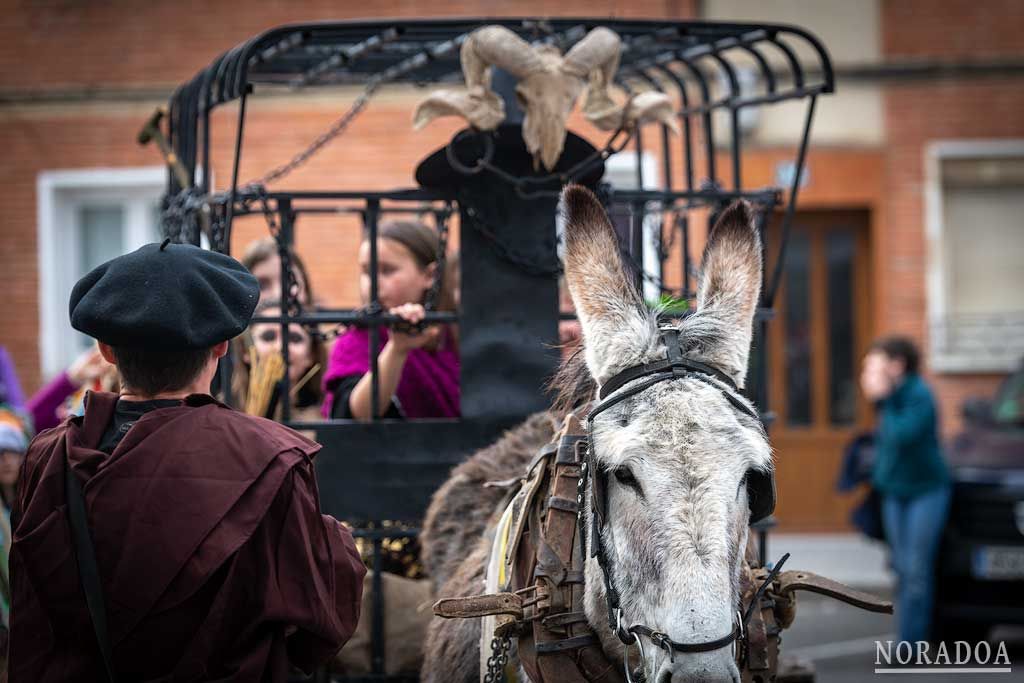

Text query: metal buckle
(650, 630), (674, 663)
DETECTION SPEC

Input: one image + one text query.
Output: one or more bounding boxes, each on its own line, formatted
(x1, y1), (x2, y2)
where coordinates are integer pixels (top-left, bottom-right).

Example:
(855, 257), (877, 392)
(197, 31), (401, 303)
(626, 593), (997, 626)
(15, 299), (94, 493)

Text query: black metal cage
(158, 17), (832, 681)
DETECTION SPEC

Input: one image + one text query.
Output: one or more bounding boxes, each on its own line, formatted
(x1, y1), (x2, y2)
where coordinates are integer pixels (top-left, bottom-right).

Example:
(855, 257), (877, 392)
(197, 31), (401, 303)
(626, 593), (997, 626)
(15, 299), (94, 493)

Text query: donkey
(421, 184), (772, 683)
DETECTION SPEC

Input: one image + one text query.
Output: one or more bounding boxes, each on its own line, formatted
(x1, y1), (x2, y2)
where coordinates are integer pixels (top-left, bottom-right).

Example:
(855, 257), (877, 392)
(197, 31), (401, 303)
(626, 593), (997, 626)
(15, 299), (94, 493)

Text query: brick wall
(882, 0), (1024, 59)
(880, 0), (1024, 434)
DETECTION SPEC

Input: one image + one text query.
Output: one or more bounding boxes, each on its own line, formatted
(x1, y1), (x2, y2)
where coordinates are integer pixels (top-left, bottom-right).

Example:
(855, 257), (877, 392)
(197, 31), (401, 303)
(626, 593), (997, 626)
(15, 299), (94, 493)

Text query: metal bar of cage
(184, 19), (834, 113)
(227, 187), (776, 204)
(250, 311), (459, 326)
(766, 93), (817, 308)
(277, 198), (294, 423)
(706, 50), (742, 190)
(223, 90), (248, 251)
(296, 28), (400, 87)
(366, 199), (381, 422)
(672, 56), (717, 186)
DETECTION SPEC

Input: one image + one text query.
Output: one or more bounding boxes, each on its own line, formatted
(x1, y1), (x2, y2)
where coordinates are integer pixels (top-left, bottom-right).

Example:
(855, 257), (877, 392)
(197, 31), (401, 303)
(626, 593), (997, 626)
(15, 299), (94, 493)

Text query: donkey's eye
(736, 472), (749, 499)
(613, 466), (641, 493)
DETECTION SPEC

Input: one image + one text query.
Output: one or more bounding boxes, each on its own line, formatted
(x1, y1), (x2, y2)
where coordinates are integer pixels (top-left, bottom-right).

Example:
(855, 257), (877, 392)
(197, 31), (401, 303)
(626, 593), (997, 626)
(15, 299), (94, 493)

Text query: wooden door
(765, 210), (873, 531)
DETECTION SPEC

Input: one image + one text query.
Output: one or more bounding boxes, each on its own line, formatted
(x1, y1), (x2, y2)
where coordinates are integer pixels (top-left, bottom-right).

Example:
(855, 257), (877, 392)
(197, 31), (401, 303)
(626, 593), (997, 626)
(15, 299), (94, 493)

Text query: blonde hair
(230, 300), (325, 415)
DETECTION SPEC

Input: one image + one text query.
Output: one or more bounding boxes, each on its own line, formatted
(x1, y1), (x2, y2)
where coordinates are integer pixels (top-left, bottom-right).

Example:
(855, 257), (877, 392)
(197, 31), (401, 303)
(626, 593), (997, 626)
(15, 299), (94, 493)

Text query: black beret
(69, 241), (260, 350)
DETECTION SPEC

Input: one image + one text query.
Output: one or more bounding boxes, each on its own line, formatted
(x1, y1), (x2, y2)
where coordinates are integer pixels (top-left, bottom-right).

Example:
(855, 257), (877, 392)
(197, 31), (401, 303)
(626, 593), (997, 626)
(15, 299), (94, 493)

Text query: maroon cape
(9, 392), (365, 682)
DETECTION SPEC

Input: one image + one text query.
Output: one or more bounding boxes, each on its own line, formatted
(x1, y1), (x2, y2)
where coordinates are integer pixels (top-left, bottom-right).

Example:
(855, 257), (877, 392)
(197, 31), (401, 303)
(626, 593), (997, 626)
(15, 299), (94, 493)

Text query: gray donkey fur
(421, 185), (770, 683)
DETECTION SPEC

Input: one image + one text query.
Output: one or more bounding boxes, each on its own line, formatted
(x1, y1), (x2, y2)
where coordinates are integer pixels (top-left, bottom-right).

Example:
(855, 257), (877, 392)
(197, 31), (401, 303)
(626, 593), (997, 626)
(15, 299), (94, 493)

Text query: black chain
(459, 195), (564, 278)
(242, 80), (380, 190)
(449, 126), (640, 279)
(423, 204), (453, 312)
(447, 126), (634, 201)
(483, 633), (511, 683)
(254, 188), (302, 317)
(161, 186), (207, 245)
(240, 31), (470, 190)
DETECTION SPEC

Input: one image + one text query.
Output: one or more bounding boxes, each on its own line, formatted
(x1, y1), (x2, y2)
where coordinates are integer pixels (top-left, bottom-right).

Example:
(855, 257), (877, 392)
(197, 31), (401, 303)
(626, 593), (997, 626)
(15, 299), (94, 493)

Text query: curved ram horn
(413, 25), (540, 131)
(468, 25), (544, 80)
(587, 91), (681, 134)
(562, 28), (624, 129)
(562, 27), (622, 78)
(412, 88), (506, 131)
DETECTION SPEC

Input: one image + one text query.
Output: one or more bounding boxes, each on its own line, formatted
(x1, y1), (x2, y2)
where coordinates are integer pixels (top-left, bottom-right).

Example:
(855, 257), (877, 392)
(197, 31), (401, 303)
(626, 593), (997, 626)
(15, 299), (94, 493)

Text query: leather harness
(435, 330), (893, 682)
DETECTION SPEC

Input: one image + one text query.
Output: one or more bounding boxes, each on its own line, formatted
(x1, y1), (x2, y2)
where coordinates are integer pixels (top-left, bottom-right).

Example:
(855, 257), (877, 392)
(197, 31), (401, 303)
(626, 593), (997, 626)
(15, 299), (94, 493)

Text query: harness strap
(593, 330), (759, 423)
(629, 624), (740, 655)
(564, 571), (585, 584)
(65, 446), (117, 683)
(531, 416), (626, 683)
(556, 435), (588, 464)
(598, 355), (740, 400)
(548, 496), (580, 513)
(598, 330), (739, 400)
(543, 611), (590, 627)
(535, 634), (601, 654)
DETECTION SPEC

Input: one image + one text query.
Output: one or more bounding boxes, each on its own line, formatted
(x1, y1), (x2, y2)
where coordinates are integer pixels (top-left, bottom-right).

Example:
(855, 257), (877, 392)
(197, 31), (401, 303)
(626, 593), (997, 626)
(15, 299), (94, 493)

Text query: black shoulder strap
(64, 451), (117, 682)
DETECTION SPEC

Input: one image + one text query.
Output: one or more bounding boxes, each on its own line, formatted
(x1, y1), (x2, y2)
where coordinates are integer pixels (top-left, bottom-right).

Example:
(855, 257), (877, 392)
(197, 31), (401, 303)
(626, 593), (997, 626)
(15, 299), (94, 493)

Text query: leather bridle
(581, 327), (786, 676)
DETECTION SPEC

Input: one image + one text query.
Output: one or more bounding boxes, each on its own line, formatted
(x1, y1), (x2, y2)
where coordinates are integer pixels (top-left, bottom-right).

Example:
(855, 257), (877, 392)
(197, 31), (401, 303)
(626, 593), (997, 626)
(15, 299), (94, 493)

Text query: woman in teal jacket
(861, 337), (950, 645)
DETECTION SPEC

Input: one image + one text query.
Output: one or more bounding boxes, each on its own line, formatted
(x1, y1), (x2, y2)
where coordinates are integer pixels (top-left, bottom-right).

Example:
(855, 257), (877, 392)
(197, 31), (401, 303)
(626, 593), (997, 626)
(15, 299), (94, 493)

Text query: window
(37, 168), (164, 378)
(602, 151), (662, 304)
(783, 232), (812, 426)
(925, 142), (1024, 373)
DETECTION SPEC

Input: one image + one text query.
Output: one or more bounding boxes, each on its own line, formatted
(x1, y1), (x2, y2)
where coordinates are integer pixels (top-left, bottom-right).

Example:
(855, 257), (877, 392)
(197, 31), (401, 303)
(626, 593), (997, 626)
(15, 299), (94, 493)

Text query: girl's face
(251, 253), (309, 305)
(359, 238), (434, 310)
(249, 308), (315, 385)
(0, 450), (22, 487)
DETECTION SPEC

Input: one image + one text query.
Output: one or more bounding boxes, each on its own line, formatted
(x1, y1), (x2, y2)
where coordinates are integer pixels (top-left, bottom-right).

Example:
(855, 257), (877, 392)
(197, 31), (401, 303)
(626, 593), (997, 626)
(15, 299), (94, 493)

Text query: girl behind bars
(322, 220), (459, 420)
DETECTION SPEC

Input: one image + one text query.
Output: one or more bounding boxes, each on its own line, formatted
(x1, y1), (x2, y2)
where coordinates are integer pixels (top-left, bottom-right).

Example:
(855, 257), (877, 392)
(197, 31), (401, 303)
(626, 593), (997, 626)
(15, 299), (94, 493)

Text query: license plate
(972, 546), (1024, 580)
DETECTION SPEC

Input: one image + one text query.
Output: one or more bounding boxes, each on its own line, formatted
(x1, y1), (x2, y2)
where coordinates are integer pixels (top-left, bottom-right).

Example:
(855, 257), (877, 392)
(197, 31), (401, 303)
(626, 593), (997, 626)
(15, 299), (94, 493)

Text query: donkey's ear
(693, 200), (763, 387)
(560, 184), (658, 383)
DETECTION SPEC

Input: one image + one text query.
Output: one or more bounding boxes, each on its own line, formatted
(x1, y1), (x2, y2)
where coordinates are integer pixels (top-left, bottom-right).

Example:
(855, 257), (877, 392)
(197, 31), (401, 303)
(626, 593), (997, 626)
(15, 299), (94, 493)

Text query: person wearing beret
(7, 241), (365, 682)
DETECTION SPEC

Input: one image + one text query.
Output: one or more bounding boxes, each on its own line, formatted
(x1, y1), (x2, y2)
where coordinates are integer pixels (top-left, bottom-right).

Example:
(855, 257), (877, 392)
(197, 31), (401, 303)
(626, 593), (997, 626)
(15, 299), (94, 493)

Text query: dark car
(933, 363), (1024, 642)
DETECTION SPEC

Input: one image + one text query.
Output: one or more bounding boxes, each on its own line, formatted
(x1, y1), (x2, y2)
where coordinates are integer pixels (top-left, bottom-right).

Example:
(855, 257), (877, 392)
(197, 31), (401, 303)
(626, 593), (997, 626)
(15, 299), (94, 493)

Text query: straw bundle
(245, 347), (285, 417)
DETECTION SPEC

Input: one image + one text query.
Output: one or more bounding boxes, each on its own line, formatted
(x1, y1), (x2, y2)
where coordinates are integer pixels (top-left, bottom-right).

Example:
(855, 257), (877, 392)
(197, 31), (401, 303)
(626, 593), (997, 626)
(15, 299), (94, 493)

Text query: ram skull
(414, 26), (679, 171)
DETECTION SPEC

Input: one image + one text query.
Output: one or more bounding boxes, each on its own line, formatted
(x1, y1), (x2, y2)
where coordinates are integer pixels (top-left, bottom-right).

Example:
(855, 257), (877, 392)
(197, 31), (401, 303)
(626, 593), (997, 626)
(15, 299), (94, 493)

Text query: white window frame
(924, 140), (1024, 374)
(36, 167), (165, 379)
(604, 151), (662, 303)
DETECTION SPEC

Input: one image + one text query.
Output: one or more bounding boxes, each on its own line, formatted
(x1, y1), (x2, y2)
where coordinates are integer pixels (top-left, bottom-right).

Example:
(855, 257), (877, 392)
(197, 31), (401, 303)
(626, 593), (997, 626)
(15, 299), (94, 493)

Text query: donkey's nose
(656, 657), (739, 683)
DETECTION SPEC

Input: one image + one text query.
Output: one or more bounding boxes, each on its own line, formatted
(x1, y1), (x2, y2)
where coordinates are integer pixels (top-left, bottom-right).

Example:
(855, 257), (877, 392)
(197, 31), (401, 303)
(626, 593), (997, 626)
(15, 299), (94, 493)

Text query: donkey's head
(561, 185), (772, 682)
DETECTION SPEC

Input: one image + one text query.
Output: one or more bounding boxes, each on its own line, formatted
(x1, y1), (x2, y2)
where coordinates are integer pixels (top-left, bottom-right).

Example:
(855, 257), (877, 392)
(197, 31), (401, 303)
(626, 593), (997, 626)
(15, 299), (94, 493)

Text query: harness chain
(484, 634), (512, 683)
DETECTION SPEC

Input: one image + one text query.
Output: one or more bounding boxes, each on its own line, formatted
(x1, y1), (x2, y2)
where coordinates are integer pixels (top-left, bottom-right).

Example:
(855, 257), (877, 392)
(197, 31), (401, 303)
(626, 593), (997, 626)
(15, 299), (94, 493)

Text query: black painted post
(458, 188), (560, 420)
